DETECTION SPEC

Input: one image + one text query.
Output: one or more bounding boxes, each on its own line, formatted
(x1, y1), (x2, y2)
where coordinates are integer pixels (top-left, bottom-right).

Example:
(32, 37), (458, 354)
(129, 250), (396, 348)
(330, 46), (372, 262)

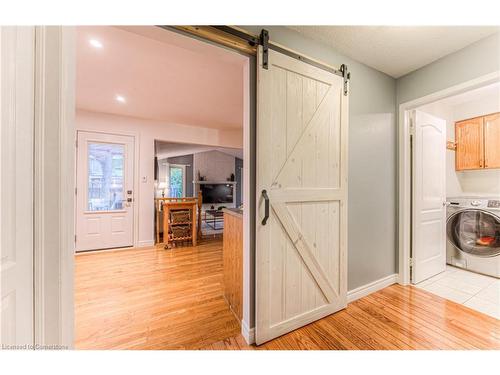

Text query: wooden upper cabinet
(455, 117), (484, 170)
(484, 113), (500, 169)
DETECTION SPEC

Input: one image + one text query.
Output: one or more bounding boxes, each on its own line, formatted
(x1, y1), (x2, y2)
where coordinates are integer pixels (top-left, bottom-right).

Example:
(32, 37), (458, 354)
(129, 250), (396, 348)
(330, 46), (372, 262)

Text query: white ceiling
(76, 26), (247, 130)
(287, 26), (500, 78)
(156, 141), (243, 160)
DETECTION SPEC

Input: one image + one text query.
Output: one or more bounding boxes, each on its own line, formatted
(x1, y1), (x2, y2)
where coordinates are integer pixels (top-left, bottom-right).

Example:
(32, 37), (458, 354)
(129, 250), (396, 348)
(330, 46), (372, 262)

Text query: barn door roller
(260, 29), (269, 70)
(256, 28), (350, 95)
(340, 64), (351, 96)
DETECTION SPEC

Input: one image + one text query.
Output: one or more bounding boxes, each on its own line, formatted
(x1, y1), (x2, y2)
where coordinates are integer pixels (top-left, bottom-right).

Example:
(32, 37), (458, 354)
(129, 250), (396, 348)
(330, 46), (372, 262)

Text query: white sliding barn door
(0, 26), (35, 346)
(256, 47), (348, 344)
(412, 110), (446, 284)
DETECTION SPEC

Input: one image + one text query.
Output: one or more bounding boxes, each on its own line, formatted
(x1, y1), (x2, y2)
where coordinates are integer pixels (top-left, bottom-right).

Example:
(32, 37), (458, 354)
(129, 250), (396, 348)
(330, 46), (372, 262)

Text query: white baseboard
(136, 240), (154, 248)
(397, 273), (409, 285)
(241, 319), (255, 345)
(347, 273), (398, 303)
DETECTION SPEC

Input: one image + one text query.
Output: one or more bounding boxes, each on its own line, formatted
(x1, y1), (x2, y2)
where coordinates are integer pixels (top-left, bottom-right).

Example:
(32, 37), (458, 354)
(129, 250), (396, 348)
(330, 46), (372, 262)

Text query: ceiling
(76, 26), (247, 130)
(287, 26), (500, 78)
(156, 141), (243, 160)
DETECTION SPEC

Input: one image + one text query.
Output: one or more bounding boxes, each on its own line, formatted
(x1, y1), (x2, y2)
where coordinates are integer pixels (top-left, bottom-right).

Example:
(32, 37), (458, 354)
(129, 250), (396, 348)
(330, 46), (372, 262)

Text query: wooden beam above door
(169, 26), (258, 55)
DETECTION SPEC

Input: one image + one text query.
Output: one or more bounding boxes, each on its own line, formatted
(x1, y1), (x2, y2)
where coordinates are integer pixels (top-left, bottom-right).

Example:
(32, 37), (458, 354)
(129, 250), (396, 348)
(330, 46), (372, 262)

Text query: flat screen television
(200, 184), (233, 204)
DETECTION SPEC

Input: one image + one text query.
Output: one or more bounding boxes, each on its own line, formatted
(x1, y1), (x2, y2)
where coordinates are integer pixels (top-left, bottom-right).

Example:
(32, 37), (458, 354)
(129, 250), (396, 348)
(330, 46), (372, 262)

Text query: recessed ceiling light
(115, 95), (126, 103)
(89, 39), (103, 49)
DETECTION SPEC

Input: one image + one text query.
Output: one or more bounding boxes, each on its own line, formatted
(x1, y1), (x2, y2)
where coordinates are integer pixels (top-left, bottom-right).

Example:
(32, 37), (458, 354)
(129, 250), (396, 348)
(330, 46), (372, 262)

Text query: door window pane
(88, 142), (124, 211)
(169, 167), (184, 198)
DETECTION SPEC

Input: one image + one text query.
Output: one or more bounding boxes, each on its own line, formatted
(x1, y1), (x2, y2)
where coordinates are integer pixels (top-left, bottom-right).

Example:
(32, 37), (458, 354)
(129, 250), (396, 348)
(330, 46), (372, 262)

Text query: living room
(155, 141), (244, 241)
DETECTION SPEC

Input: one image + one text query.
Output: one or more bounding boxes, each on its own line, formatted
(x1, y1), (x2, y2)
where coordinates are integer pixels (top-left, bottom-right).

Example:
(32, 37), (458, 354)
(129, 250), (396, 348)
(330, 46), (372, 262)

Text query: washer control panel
(487, 200), (500, 208)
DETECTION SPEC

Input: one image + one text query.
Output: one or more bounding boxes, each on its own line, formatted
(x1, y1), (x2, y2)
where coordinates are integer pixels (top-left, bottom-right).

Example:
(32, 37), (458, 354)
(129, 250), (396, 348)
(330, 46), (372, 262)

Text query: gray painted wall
(243, 26), (398, 290)
(397, 32), (500, 105)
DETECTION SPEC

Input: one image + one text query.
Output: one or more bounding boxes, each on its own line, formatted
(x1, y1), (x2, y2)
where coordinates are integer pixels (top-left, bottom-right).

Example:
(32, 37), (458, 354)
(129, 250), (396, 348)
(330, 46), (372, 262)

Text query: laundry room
(408, 81), (500, 319)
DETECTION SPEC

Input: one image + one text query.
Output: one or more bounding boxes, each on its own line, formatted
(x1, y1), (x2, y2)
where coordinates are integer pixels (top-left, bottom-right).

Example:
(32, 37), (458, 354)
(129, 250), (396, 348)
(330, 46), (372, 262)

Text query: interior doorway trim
(42, 25), (255, 347)
(34, 26), (76, 347)
(397, 70), (500, 285)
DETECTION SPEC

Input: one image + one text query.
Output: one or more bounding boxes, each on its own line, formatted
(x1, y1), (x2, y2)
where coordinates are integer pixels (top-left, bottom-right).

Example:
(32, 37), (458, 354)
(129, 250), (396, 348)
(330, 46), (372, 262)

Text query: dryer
(446, 197), (500, 278)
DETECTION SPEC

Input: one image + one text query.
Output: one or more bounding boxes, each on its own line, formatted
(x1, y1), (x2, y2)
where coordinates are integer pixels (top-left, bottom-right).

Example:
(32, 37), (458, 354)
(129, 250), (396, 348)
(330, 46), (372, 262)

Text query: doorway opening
(73, 26), (252, 349)
(401, 79), (500, 320)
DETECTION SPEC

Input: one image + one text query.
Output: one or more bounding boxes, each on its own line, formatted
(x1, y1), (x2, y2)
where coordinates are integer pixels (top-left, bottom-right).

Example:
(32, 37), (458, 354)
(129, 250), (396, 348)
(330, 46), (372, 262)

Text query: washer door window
(447, 209), (500, 257)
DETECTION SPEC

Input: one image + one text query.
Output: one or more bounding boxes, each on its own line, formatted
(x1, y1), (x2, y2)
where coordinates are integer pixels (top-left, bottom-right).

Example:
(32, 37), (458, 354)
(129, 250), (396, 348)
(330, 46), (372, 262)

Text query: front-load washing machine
(446, 197), (500, 278)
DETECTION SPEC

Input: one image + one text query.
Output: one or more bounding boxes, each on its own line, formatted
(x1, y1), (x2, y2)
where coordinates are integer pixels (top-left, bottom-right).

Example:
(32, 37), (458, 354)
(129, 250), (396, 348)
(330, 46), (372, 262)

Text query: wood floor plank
(76, 241), (499, 350)
(352, 297), (437, 349)
(362, 295), (471, 349)
(343, 304), (414, 349)
(374, 287), (499, 348)
(203, 284), (499, 350)
(75, 238), (240, 350)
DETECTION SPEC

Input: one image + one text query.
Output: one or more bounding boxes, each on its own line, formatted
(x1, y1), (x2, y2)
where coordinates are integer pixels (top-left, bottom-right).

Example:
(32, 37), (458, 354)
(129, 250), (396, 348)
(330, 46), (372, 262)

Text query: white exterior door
(412, 110), (447, 283)
(256, 47), (348, 344)
(1, 26), (35, 346)
(76, 131), (134, 251)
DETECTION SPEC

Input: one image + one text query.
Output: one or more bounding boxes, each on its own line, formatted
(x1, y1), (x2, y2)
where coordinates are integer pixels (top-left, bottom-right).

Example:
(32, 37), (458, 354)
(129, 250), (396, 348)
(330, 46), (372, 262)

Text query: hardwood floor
(76, 239), (500, 350)
(203, 284), (500, 350)
(75, 238), (240, 349)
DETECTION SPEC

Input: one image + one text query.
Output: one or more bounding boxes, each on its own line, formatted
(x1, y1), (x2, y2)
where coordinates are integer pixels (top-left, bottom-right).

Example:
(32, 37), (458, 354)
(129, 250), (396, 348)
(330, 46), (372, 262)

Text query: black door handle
(262, 189), (269, 225)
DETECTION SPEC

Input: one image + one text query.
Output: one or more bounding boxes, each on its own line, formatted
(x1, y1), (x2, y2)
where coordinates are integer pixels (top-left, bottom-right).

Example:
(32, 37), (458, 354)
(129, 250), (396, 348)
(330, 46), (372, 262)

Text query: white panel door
(1, 26), (35, 346)
(76, 132), (134, 251)
(412, 110), (447, 283)
(256, 47), (348, 344)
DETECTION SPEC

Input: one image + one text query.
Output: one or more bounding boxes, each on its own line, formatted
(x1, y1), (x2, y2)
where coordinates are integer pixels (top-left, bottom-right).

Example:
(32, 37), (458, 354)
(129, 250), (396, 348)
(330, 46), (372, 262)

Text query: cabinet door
(455, 117), (484, 170)
(484, 113), (500, 169)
